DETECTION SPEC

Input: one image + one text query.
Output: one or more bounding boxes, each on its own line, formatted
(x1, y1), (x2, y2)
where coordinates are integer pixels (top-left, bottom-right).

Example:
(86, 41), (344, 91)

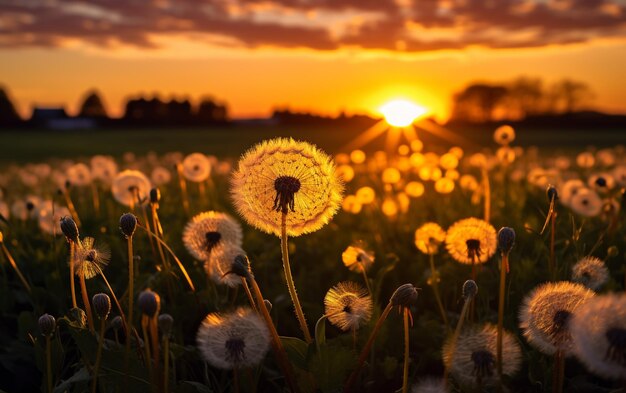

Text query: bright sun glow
(379, 99), (428, 127)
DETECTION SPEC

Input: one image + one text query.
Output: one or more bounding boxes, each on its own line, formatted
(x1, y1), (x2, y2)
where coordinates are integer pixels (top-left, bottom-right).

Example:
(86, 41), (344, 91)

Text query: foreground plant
(444, 280), (478, 386)
(120, 213), (137, 381)
(91, 293), (111, 393)
(344, 283), (419, 392)
(0, 230), (31, 293)
(38, 314), (56, 393)
(519, 281), (595, 393)
(415, 222), (448, 329)
(231, 138), (343, 343)
(60, 216), (80, 308)
(496, 227), (515, 385)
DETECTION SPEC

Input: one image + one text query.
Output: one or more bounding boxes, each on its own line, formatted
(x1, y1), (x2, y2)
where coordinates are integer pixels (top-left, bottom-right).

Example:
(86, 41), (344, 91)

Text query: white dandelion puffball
(66, 163), (92, 187)
(151, 166), (172, 186)
(196, 308), (270, 370)
(111, 170), (151, 206)
(182, 153), (211, 182)
(569, 188), (602, 217)
(182, 211), (243, 261)
(571, 256), (609, 291)
(571, 293), (626, 380)
(206, 244), (246, 288)
(91, 155), (118, 184)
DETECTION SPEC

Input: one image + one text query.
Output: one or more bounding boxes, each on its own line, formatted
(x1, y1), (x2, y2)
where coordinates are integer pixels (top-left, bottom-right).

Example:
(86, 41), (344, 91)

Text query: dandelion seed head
(445, 218), (497, 264)
(572, 256), (609, 290)
(183, 211), (242, 261)
(206, 244), (246, 287)
(151, 166), (172, 186)
(91, 155), (118, 184)
(494, 125), (515, 145)
(443, 324), (521, 388)
(182, 153), (211, 182)
(570, 188), (602, 217)
(196, 307), (270, 370)
(72, 237), (110, 279)
(342, 245), (374, 272)
(571, 293), (626, 379)
(66, 163), (92, 187)
(519, 281), (595, 355)
(230, 138), (343, 237)
(112, 170), (151, 207)
(411, 378), (448, 393)
(415, 222), (446, 255)
(324, 281), (373, 331)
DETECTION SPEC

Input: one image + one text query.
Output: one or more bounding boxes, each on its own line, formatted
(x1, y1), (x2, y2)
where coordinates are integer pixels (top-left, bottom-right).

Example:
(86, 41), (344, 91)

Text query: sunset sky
(2, 0), (626, 121)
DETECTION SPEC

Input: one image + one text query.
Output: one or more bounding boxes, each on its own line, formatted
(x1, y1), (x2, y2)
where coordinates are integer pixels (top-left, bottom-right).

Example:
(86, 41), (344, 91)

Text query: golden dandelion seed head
(519, 281), (595, 355)
(415, 222), (446, 255)
(445, 218), (497, 264)
(72, 237), (110, 279)
(230, 138), (343, 237)
(111, 170), (151, 207)
(324, 281), (373, 331)
(342, 244), (374, 272)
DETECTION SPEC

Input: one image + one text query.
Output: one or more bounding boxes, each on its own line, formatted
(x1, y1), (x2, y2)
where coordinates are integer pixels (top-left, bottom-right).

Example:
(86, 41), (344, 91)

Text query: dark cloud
(0, 0), (624, 52)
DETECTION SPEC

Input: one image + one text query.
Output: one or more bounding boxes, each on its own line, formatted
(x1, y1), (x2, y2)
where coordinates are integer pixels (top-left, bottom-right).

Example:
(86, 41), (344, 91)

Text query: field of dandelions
(0, 126), (625, 393)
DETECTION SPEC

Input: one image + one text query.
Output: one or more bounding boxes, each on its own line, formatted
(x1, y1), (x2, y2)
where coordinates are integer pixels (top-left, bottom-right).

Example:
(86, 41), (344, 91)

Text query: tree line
(0, 88), (228, 127)
(450, 77), (595, 123)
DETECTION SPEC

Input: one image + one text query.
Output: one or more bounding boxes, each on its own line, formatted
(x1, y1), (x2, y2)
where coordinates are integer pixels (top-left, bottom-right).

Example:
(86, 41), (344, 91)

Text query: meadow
(0, 125), (624, 393)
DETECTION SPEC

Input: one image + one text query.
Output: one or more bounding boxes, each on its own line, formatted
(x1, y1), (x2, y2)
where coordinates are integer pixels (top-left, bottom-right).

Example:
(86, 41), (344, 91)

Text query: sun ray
(342, 120), (389, 152)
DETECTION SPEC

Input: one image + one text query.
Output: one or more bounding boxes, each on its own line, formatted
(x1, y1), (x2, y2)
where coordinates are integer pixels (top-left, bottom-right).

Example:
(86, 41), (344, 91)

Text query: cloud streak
(0, 0), (625, 52)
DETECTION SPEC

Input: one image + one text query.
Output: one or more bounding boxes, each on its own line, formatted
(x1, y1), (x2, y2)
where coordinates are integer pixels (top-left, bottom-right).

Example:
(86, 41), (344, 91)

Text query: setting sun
(379, 99), (428, 127)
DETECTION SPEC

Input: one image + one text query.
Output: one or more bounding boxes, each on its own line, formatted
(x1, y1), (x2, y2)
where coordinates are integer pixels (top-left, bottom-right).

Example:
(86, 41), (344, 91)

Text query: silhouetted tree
(508, 77), (544, 118)
(451, 84), (508, 123)
(197, 98), (228, 123)
(549, 79), (593, 113)
(0, 86), (22, 126)
(78, 90), (108, 118)
(167, 98), (193, 123)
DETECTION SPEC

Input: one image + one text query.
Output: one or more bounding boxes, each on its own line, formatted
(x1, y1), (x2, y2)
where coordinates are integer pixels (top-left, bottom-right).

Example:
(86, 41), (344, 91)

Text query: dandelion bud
(497, 227), (516, 254)
(263, 299), (272, 313)
(230, 255), (252, 279)
(158, 314), (174, 336)
(92, 293), (111, 320)
(119, 213), (137, 238)
(150, 188), (161, 204)
(607, 246), (619, 258)
(546, 185), (558, 202)
(38, 314), (56, 336)
(111, 316), (123, 331)
(138, 290), (161, 317)
(69, 307), (87, 328)
(390, 283), (419, 308)
(60, 216), (79, 242)
(463, 280), (478, 300)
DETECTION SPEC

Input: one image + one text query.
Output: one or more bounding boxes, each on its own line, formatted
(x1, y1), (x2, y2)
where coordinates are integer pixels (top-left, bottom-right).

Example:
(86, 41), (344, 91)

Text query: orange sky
(2, 1), (626, 121)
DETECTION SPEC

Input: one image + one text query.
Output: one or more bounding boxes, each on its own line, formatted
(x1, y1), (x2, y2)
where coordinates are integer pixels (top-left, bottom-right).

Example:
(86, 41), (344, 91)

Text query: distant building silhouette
(123, 95), (227, 126)
(30, 107), (95, 130)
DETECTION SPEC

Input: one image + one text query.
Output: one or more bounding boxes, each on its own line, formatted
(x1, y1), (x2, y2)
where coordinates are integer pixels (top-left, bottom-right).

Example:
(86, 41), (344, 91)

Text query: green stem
(280, 212), (312, 343)
(91, 318), (106, 393)
(428, 253), (448, 330)
(497, 252), (508, 385)
(125, 235), (134, 388)
(360, 266), (373, 296)
(402, 308), (410, 393)
(163, 337), (169, 393)
(344, 302), (393, 393)
(444, 297), (472, 384)
(1, 243), (32, 293)
(69, 242), (77, 308)
(79, 273), (95, 333)
(46, 335), (53, 393)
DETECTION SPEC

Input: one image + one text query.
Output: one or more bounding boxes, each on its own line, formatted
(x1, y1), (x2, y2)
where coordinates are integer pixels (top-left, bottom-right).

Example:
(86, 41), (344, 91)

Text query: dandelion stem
(482, 167), (491, 223)
(550, 210), (557, 280)
(344, 302), (393, 393)
(69, 241), (77, 308)
(137, 225), (195, 291)
(443, 296), (472, 385)
(280, 211), (312, 343)
(360, 265), (373, 297)
(248, 277), (299, 393)
(91, 318), (106, 393)
(428, 253), (448, 330)
(141, 316), (153, 379)
(552, 350), (564, 393)
(149, 316), (160, 393)
(402, 308), (410, 393)
(163, 336), (170, 393)
(1, 243), (32, 293)
(241, 278), (257, 312)
(79, 272), (95, 333)
(45, 335), (53, 393)
(176, 163), (190, 216)
(496, 252), (508, 387)
(125, 235), (134, 385)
